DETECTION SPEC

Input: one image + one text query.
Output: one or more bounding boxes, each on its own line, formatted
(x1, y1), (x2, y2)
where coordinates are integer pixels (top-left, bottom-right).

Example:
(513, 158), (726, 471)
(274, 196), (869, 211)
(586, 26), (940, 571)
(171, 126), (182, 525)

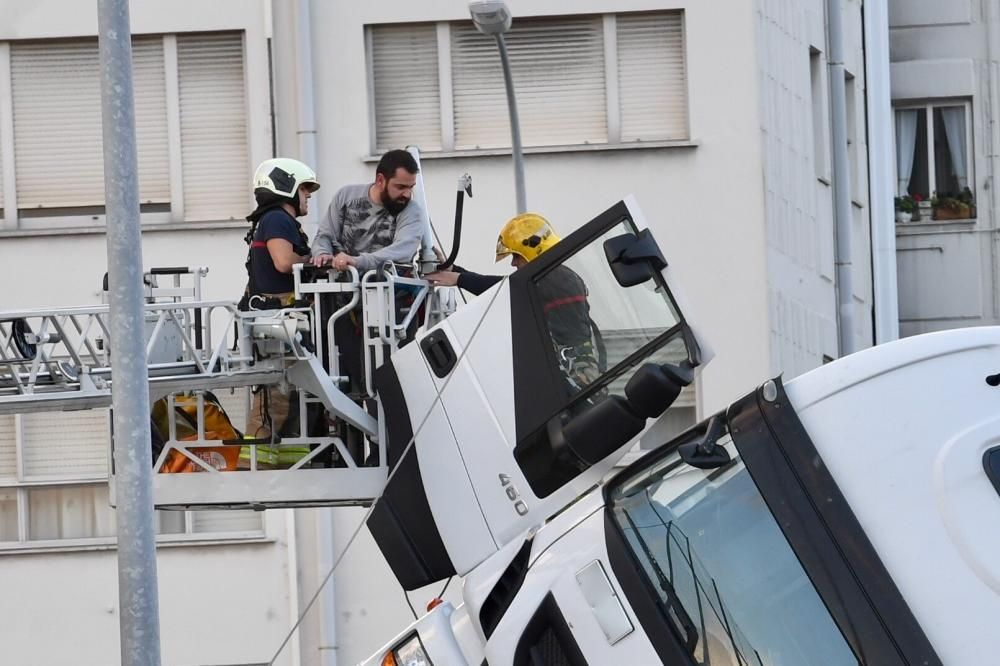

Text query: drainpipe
(863, 0), (899, 343)
(827, 0), (858, 355)
(317, 509), (338, 666)
(986, 0), (1000, 315)
(294, 0), (319, 238)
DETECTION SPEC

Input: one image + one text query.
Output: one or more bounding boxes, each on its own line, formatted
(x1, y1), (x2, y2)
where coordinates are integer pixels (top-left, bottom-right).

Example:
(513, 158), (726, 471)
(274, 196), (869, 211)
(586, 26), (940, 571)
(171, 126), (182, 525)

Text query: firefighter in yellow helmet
(426, 212), (558, 292)
(426, 213), (603, 392)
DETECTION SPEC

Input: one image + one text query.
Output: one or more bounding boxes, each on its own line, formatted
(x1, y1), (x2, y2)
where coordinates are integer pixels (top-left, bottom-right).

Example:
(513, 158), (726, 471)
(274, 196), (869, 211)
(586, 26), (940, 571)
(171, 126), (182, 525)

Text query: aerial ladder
(0, 259), (449, 509)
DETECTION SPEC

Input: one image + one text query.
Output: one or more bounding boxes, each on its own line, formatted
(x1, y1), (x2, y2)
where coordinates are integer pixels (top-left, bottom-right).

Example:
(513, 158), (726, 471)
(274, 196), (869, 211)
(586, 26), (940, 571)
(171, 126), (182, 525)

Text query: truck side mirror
(603, 228), (668, 288)
(551, 396), (646, 466)
(625, 362), (693, 419)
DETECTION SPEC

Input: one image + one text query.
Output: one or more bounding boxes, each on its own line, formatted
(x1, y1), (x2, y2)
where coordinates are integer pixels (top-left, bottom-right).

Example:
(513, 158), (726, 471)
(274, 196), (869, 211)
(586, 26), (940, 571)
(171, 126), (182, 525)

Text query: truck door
(369, 197), (712, 589)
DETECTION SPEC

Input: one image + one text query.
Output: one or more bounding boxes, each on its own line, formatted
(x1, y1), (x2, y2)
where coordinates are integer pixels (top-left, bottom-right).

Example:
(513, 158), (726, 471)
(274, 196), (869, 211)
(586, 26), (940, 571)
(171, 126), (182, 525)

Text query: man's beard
(381, 190), (409, 216)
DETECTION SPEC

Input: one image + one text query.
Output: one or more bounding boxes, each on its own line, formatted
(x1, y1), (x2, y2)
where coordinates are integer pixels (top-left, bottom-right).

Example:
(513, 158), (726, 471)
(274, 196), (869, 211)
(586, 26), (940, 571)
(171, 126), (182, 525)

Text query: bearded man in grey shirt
(311, 149), (426, 272)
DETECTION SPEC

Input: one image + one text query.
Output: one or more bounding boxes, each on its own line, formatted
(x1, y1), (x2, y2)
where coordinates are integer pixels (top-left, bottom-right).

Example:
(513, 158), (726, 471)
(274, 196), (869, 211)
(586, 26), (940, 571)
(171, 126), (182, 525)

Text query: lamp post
(469, 1), (527, 214)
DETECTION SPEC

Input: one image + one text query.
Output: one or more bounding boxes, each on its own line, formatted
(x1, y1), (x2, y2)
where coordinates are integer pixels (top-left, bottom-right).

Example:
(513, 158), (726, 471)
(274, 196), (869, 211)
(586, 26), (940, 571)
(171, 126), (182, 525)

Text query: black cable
(439, 189), (465, 269)
(436, 576), (453, 600)
(403, 589), (418, 621)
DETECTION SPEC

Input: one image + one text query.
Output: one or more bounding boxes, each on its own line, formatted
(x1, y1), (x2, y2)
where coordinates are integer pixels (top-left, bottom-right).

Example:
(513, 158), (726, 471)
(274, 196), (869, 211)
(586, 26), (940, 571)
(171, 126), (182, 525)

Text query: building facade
(0, 0), (878, 663)
(890, 0), (1000, 336)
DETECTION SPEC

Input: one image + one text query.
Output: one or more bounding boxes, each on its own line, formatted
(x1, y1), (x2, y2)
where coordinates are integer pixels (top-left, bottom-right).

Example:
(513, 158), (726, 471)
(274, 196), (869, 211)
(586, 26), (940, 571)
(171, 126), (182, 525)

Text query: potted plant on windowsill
(894, 195), (916, 223)
(933, 187), (976, 221)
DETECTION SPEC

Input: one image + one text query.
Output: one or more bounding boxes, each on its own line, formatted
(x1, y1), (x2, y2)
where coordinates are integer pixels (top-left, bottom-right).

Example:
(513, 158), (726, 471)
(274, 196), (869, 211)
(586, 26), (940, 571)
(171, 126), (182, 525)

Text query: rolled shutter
(214, 387), (248, 434)
(21, 409), (109, 478)
(617, 12), (688, 142)
(192, 509), (262, 533)
(370, 24), (442, 153)
(10, 37), (169, 209)
(133, 38), (171, 203)
(451, 17), (607, 150)
(0, 415), (15, 479)
(11, 40), (104, 208)
(177, 32), (249, 221)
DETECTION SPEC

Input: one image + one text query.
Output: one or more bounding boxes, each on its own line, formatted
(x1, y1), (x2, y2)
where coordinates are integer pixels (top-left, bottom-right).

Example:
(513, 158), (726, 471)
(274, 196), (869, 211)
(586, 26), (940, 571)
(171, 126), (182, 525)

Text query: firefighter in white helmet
(241, 157), (320, 310)
(240, 158), (320, 468)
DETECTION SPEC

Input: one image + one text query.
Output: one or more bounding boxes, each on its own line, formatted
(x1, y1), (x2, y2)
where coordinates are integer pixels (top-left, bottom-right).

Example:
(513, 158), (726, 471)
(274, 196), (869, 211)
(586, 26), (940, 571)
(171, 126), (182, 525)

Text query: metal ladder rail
(0, 300), (272, 414)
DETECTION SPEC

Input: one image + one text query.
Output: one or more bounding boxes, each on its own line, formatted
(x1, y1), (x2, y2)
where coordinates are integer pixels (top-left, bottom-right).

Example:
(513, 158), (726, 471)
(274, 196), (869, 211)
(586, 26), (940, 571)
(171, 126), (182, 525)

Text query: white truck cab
(364, 324), (1000, 665)
(362, 200), (1000, 665)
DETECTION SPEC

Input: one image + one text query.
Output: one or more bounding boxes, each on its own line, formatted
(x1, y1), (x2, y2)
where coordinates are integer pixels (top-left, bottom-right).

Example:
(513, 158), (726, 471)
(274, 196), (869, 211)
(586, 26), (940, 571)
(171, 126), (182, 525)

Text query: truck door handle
(420, 330), (457, 378)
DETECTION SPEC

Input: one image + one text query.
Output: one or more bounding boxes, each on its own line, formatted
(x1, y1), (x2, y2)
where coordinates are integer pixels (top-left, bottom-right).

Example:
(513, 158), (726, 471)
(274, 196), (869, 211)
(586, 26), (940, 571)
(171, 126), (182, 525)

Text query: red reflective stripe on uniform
(251, 241), (268, 248)
(543, 294), (587, 312)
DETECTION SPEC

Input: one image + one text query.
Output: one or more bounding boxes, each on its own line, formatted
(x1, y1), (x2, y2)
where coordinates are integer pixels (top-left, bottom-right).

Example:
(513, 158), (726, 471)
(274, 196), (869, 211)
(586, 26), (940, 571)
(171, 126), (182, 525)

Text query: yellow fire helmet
(495, 212), (561, 263)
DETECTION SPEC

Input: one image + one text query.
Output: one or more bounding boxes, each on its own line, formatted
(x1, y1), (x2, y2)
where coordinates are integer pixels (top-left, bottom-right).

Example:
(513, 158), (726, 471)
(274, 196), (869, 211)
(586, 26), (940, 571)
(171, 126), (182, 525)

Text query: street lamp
(469, 1), (527, 214)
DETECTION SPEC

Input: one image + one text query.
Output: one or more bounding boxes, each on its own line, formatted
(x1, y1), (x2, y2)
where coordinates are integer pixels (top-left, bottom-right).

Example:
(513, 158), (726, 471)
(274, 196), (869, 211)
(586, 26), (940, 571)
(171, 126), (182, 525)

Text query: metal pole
(97, 1), (162, 664)
(496, 34), (527, 213)
(863, 0), (899, 344)
(294, 0), (319, 238)
(826, 0), (857, 355)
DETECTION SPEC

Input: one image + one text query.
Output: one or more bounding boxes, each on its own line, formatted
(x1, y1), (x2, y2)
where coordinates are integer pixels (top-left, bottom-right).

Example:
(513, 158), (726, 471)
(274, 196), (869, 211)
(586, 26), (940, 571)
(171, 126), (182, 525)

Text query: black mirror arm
(678, 414), (731, 469)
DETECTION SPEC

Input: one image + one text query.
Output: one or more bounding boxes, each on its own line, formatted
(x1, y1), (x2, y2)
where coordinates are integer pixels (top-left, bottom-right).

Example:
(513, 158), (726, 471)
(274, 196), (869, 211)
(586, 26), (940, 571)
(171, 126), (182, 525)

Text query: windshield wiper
(622, 509), (700, 655)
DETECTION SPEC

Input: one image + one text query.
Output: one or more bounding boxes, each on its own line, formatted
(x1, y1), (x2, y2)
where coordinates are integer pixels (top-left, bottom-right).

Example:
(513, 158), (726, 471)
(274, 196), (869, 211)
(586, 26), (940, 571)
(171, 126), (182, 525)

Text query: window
(845, 71), (860, 199)
(608, 438), (859, 665)
(809, 47), (830, 180)
(367, 11), (688, 154)
(534, 219), (688, 411)
(895, 101), (973, 202)
(0, 32), (250, 230)
(0, 389), (262, 549)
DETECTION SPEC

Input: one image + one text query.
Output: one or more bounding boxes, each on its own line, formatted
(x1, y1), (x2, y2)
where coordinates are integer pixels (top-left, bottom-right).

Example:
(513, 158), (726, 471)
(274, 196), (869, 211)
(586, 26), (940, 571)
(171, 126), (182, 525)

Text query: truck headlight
(381, 633), (431, 666)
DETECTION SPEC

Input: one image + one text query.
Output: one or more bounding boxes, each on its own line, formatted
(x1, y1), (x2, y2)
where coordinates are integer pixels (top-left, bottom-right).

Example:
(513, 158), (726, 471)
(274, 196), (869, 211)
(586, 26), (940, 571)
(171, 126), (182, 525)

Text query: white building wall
(757, 0), (875, 379)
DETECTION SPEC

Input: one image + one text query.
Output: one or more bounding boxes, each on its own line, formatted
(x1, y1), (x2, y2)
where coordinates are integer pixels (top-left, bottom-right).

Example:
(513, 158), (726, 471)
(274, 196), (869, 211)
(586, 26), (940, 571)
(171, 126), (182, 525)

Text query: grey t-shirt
(312, 182), (425, 273)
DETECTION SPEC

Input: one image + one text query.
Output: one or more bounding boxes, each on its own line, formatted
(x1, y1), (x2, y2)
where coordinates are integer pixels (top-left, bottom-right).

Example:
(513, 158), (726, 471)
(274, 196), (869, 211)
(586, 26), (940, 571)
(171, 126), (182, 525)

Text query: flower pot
(934, 205), (972, 221)
(917, 200), (933, 221)
(895, 211), (912, 223)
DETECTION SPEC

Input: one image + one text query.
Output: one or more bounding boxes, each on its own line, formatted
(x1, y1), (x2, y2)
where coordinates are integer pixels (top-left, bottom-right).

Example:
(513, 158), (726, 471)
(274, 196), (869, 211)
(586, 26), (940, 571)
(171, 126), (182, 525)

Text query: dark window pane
(908, 110), (929, 197)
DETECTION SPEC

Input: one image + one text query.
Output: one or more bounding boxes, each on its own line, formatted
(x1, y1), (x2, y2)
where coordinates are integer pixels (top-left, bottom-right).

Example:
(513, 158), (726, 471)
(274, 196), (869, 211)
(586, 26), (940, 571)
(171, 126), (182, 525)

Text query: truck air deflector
(368, 361), (456, 590)
(730, 377), (941, 666)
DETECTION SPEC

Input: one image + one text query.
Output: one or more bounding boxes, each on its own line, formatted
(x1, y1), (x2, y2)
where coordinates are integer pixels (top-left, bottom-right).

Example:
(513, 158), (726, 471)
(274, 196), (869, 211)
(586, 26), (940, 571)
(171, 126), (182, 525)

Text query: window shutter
(371, 24), (442, 153)
(617, 12), (688, 142)
(192, 509), (262, 534)
(214, 387), (248, 434)
(177, 32), (249, 221)
(21, 409), (109, 478)
(10, 37), (169, 209)
(28, 484), (116, 540)
(451, 17), (607, 150)
(11, 41), (104, 208)
(133, 38), (171, 204)
(0, 415), (15, 478)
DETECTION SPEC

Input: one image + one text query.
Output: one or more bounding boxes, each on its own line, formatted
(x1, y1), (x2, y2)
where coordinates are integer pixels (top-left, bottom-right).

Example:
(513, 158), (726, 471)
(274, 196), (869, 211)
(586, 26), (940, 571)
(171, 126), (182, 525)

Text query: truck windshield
(608, 430), (858, 666)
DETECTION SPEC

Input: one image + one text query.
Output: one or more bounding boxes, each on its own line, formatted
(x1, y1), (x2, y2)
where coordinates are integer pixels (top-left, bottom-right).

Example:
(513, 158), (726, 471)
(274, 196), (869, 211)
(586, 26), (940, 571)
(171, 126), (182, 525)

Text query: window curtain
(895, 109), (918, 194)
(941, 106), (968, 190)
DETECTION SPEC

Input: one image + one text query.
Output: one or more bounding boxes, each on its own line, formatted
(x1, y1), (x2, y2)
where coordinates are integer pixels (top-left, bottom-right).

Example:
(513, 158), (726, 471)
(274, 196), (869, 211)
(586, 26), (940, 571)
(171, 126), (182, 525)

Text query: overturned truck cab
(363, 199), (1000, 664)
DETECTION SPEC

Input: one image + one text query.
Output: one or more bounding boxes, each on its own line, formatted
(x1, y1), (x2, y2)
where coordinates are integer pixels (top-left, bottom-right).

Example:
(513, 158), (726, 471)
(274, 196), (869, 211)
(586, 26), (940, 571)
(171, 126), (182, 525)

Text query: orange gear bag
(151, 392), (242, 473)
